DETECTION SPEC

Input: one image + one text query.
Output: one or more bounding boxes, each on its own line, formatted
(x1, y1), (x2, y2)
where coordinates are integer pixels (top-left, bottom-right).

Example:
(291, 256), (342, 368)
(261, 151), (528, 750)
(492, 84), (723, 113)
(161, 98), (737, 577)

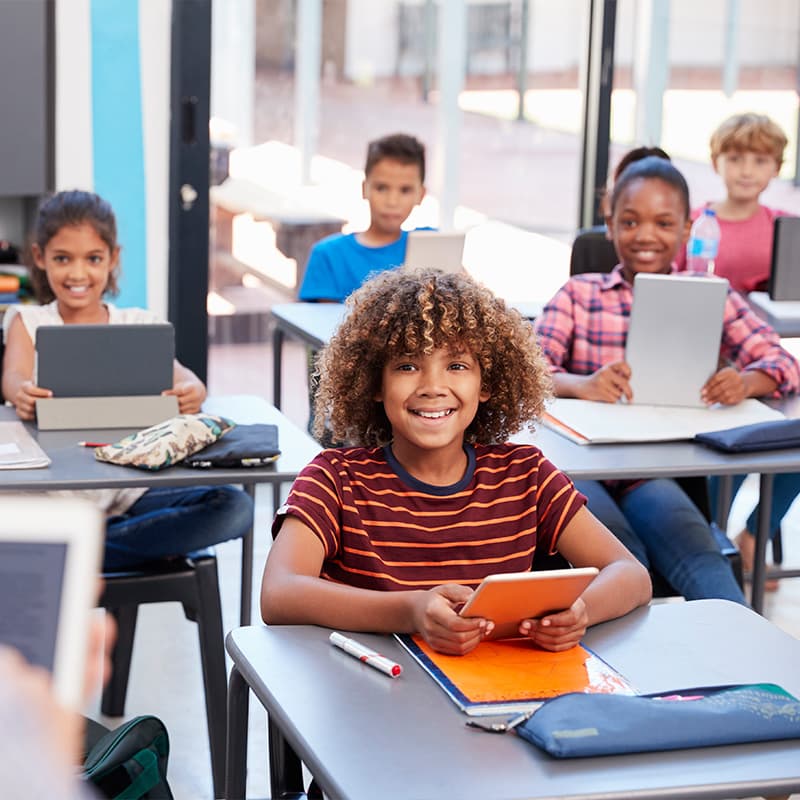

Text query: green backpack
(82, 715), (174, 800)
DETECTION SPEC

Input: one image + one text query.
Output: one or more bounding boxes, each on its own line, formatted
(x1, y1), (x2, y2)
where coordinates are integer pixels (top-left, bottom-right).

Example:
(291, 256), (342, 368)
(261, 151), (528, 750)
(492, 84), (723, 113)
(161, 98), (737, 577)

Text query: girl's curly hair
(313, 267), (553, 446)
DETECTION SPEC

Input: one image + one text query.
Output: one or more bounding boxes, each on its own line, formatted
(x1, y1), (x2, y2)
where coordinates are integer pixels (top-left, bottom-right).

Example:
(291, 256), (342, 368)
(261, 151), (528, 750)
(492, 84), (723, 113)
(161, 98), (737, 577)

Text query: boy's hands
(518, 597), (588, 652)
(163, 380), (205, 414)
(578, 361), (632, 403)
(411, 584), (494, 655)
(13, 380), (52, 421)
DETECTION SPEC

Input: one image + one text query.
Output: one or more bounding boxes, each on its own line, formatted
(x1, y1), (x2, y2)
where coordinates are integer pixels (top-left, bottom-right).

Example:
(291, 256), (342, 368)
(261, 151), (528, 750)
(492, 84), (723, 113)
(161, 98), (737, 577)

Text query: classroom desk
(225, 600), (800, 800)
(0, 395), (320, 625)
(521, 420), (800, 614)
(749, 291), (800, 337)
(270, 300), (542, 409)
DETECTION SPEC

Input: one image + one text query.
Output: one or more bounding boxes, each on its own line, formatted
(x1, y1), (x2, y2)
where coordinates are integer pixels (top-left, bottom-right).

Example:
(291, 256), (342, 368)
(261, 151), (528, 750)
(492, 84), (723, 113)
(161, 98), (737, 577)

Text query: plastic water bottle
(687, 208), (721, 273)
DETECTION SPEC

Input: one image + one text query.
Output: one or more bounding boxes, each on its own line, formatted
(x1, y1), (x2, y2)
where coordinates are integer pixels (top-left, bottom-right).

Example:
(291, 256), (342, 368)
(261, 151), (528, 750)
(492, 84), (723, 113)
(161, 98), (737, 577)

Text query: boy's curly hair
(313, 267), (553, 447)
(710, 113), (787, 166)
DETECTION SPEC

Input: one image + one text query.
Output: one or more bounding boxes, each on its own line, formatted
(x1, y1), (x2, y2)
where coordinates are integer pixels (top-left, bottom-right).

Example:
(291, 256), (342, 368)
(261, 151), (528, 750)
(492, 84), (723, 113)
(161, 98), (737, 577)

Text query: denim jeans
(708, 473), (800, 538)
(574, 478), (746, 604)
(104, 484), (254, 570)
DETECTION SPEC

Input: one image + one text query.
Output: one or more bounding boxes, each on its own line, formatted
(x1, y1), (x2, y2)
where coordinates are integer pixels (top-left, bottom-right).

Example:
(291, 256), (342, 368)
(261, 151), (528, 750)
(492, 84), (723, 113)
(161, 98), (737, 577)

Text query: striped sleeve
(533, 453), (587, 556)
(272, 451), (345, 558)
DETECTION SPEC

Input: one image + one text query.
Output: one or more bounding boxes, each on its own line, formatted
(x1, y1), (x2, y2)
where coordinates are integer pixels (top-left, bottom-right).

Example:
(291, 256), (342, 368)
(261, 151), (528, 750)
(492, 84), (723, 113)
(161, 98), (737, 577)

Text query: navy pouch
(516, 684), (800, 758)
(694, 418), (800, 453)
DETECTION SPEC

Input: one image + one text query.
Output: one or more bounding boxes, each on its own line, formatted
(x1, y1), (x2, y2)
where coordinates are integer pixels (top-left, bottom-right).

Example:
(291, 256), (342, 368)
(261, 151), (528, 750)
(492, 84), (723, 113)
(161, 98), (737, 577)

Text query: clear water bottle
(687, 208), (721, 273)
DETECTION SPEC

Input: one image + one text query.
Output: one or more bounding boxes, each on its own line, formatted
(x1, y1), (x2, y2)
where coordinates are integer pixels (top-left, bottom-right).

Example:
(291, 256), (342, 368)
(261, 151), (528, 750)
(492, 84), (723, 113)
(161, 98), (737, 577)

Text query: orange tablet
(459, 567), (599, 640)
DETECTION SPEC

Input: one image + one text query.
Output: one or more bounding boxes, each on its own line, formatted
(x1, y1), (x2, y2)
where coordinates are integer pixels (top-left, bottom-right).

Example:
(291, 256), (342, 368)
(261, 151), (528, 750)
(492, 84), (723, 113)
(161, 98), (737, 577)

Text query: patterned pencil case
(94, 414), (235, 471)
(516, 684), (800, 758)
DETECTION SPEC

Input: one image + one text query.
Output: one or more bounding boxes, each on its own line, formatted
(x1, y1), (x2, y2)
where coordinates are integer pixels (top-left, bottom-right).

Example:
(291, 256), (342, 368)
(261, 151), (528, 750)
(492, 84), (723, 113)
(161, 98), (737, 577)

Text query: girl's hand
(518, 597), (588, 652)
(701, 367), (746, 406)
(578, 361), (632, 403)
(164, 381), (204, 414)
(411, 584), (493, 655)
(13, 380), (52, 421)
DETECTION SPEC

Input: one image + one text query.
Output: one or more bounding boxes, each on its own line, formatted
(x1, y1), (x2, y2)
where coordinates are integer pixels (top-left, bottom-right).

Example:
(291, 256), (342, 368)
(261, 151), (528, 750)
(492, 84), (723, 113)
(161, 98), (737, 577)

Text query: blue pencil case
(694, 418), (800, 453)
(516, 684), (800, 758)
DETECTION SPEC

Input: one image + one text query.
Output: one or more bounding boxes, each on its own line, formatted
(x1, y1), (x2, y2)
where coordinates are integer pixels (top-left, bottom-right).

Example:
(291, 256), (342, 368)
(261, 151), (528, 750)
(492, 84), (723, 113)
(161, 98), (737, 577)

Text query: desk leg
(715, 474), (733, 530)
(268, 715), (305, 800)
(750, 473), (774, 615)
(225, 666), (249, 800)
(273, 326), (285, 410)
(240, 483), (255, 627)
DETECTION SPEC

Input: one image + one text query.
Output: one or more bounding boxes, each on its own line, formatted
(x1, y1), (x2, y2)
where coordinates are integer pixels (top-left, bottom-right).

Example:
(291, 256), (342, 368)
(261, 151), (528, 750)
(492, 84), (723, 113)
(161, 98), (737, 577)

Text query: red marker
(329, 632), (402, 678)
(78, 441), (111, 448)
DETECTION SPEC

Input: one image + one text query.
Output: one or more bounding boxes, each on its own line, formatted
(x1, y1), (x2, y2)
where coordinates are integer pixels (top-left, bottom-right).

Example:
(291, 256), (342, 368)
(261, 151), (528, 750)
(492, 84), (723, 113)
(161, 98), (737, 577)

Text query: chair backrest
(569, 226), (618, 276)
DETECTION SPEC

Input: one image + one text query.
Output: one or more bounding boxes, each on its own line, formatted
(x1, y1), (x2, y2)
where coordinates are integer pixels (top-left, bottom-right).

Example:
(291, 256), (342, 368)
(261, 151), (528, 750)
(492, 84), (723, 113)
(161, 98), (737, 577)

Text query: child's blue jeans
(104, 484), (254, 571)
(574, 478), (746, 605)
(707, 473), (800, 538)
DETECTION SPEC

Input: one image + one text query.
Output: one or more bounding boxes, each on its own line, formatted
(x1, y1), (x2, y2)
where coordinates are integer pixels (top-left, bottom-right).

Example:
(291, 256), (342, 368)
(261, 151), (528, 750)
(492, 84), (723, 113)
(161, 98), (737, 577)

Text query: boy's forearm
(261, 575), (421, 633)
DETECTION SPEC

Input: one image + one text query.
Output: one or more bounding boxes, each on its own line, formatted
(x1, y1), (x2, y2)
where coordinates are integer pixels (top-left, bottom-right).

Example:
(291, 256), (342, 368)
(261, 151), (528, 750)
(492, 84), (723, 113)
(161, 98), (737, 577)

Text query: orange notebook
(396, 634), (634, 716)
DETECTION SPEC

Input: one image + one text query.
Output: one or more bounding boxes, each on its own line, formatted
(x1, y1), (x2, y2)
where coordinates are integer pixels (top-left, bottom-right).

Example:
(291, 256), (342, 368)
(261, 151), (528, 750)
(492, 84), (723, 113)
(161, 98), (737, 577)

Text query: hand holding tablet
(458, 567), (599, 640)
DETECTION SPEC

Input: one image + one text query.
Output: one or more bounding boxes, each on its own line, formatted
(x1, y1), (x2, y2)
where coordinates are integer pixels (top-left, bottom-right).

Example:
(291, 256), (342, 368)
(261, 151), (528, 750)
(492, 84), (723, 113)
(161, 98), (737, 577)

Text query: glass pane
(612, 0), (800, 214)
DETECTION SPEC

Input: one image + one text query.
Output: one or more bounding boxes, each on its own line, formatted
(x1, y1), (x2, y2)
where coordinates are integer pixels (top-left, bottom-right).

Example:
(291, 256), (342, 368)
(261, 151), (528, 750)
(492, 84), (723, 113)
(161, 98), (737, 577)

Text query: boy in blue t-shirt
(298, 133), (427, 302)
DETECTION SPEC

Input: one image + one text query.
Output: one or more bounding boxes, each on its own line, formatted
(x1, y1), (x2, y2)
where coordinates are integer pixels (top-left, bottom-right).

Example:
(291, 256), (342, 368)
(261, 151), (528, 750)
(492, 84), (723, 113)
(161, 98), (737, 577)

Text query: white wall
(138, 0), (171, 318)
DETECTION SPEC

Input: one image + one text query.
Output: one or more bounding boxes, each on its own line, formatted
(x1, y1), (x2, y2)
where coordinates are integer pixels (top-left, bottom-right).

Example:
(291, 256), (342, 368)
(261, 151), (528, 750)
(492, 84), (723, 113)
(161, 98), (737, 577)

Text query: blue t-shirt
(298, 230), (413, 302)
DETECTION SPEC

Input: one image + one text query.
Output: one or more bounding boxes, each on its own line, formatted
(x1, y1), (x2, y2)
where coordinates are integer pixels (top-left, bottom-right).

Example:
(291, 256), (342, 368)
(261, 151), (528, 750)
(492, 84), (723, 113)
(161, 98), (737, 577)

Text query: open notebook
(543, 397), (784, 445)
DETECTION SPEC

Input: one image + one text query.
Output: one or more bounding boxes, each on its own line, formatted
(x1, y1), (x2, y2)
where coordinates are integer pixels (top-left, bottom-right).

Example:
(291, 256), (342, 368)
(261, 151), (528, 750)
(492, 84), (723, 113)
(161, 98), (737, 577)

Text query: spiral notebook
(395, 634), (634, 716)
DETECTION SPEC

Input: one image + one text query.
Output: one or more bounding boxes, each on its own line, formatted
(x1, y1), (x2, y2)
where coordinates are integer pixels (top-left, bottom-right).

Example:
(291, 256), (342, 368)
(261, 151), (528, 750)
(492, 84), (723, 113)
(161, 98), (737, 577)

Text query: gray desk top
(228, 600), (800, 800)
(0, 395), (319, 491)
(749, 291), (800, 337)
(520, 421), (800, 479)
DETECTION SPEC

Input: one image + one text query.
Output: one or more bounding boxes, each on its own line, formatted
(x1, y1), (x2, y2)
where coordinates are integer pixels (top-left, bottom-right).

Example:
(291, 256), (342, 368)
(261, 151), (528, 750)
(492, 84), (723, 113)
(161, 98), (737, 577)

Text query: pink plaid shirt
(534, 265), (799, 396)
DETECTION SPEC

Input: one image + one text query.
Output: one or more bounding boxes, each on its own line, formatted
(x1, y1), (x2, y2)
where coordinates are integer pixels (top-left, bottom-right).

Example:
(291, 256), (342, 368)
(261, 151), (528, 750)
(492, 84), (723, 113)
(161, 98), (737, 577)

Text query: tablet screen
(0, 496), (103, 707)
(0, 540), (67, 671)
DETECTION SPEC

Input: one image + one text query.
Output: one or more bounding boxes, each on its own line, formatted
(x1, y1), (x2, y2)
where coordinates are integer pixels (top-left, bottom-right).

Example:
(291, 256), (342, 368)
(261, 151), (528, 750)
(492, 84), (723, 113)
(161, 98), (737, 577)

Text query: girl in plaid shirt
(535, 155), (799, 603)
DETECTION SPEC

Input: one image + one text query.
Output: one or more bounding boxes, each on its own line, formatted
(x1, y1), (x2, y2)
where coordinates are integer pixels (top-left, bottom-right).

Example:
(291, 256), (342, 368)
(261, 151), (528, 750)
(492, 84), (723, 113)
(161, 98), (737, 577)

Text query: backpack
(82, 715), (174, 800)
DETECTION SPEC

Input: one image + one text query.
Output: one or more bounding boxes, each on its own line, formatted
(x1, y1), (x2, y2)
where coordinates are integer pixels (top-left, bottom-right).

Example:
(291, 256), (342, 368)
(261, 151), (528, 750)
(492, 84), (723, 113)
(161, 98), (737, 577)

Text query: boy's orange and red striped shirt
(273, 443), (586, 590)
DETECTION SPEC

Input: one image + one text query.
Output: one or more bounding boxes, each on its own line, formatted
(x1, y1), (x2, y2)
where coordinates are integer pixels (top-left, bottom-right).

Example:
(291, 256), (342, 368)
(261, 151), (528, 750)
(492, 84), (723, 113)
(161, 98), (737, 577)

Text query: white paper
(0, 443), (21, 456)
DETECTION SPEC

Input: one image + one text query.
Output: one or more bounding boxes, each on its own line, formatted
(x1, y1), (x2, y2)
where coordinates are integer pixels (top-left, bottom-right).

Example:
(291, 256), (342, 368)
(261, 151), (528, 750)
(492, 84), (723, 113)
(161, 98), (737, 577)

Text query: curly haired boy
(262, 268), (651, 655)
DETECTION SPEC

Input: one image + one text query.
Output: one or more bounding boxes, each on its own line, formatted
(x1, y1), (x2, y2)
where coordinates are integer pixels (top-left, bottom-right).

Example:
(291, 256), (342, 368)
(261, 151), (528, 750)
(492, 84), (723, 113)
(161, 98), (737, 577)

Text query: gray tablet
(768, 216), (800, 301)
(625, 273), (727, 407)
(403, 230), (466, 274)
(36, 323), (174, 397)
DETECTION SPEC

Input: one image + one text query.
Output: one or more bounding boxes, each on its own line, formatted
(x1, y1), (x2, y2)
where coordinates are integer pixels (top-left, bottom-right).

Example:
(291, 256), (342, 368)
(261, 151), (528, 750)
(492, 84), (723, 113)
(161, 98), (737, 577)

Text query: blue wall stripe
(90, 0), (147, 308)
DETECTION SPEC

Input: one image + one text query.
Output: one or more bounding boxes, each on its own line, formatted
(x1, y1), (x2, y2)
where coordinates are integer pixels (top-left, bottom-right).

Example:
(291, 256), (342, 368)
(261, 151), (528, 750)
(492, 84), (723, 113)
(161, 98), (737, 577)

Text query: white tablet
(459, 567), (599, 640)
(625, 273), (728, 407)
(0, 495), (104, 707)
(403, 230), (466, 274)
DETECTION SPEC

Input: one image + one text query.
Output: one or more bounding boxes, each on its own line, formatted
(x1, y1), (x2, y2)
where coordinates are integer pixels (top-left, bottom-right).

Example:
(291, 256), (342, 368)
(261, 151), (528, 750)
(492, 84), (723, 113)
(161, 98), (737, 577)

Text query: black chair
(569, 225), (618, 276)
(566, 228), (744, 596)
(100, 548), (227, 798)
